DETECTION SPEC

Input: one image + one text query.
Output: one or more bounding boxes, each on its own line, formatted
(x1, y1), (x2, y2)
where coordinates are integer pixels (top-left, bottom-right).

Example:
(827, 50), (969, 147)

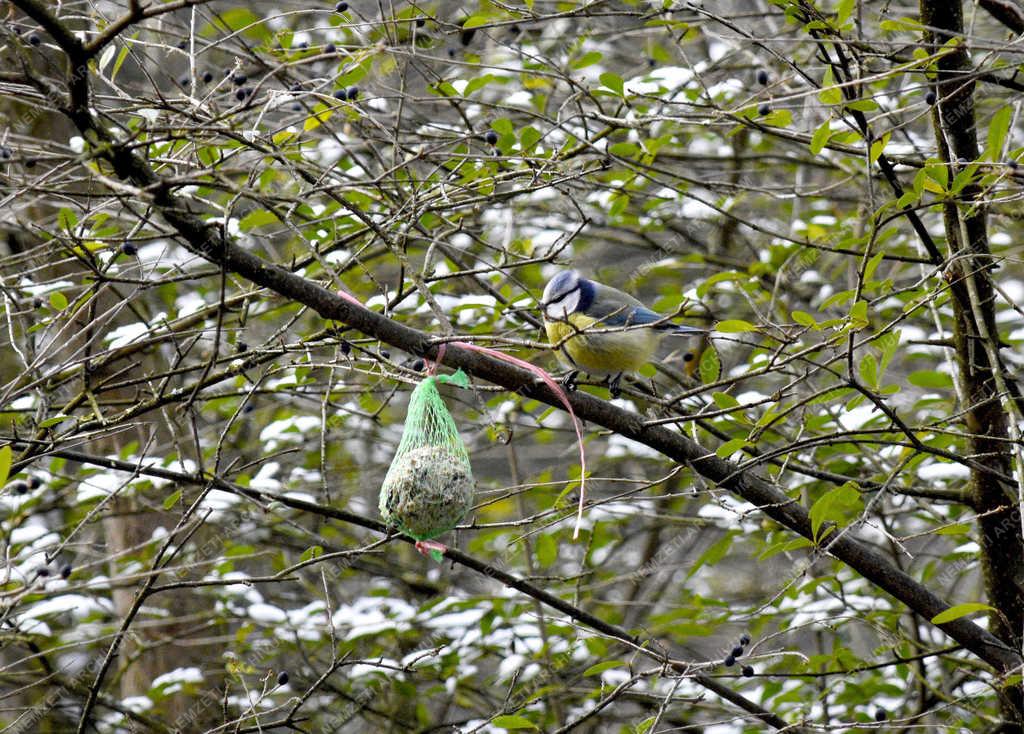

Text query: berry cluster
(723, 633), (754, 677)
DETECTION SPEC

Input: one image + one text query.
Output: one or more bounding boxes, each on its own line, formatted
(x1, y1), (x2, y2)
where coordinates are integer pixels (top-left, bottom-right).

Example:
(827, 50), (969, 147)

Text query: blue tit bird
(540, 270), (706, 395)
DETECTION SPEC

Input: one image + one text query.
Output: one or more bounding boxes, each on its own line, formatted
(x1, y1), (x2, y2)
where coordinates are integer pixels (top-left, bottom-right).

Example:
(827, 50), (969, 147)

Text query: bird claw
(561, 370), (579, 393)
(608, 373), (623, 398)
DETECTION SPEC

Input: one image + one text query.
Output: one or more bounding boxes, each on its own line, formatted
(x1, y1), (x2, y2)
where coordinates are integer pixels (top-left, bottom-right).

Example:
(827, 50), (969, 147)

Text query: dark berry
(874, 709), (886, 722)
(277, 670), (289, 686)
(121, 242), (138, 256)
(236, 341), (248, 353)
(340, 340), (351, 355)
(1008, 159), (1019, 170)
(29, 34), (41, 46)
(739, 633), (751, 645)
(416, 18), (426, 27)
(290, 82), (302, 92)
(485, 130), (498, 145)
(291, 103), (302, 111)
(29, 477), (42, 489)
(60, 563), (72, 579)
(647, 57), (656, 68)
(325, 43), (336, 54)
(925, 90), (936, 105)
(12, 481), (28, 495)
(757, 103), (770, 116)
(335, 1), (348, 10)
(202, 71), (214, 83)
(731, 645), (744, 657)
(235, 89), (247, 101)
(298, 41), (309, 49)
(333, 89), (347, 99)
(33, 297), (43, 309)
(243, 404), (255, 414)
(724, 655), (736, 667)
(379, 349), (390, 359)
(0, 147), (11, 161)
(411, 358), (425, 372)
(35, 567), (50, 577)
(756, 69), (769, 85)
(347, 87), (359, 100)
(224, 69), (232, 77)
(741, 665), (754, 677)
(447, 47), (456, 58)
(25, 159), (35, 169)
(683, 352), (695, 362)
(233, 73), (247, 85)
(177, 40), (188, 50)
(179, 76), (189, 86)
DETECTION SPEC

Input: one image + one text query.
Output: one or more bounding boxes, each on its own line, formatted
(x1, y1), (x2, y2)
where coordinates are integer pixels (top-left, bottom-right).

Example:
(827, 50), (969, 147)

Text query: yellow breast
(545, 313), (658, 375)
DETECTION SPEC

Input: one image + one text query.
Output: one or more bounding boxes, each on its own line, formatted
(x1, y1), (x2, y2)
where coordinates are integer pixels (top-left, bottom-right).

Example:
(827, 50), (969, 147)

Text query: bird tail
(656, 324), (706, 335)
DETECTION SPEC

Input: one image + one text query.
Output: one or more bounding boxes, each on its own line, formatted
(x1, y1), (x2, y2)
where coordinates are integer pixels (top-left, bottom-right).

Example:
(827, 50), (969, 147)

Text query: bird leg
(415, 540), (447, 563)
(608, 372), (623, 398)
(561, 369), (579, 392)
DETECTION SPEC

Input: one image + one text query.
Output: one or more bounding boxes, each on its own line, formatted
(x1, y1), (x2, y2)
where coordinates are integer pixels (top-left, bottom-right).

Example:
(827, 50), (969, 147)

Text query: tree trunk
(920, 0), (1024, 729)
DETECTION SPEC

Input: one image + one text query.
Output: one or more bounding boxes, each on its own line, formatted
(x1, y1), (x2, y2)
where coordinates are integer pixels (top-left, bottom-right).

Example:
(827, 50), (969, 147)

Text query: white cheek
(546, 291), (580, 319)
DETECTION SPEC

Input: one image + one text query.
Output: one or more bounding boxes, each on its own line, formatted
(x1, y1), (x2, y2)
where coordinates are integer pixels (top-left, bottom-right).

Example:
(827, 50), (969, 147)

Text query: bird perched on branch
(540, 270), (706, 395)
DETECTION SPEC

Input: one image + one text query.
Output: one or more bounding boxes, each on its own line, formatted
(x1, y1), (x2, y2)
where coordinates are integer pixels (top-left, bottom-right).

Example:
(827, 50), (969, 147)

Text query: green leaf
(987, 106), (1012, 160)
(936, 523), (972, 536)
(716, 438), (749, 458)
(908, 370), (953, 389)
(810, 120), (832, 155)
(849, 300), (869, 327)
(698, 344), (721, 383)
(835, 0), (855, 24)
(818, 67), (843, 105)
(715, 319), (757, 333)
(859, 354), (878, 388)
(608, 141), (638, 157)
(462, 14), (490, 29)
(931, 602), (995, 625)
(493, 715), (538, 730)
(792, 310), (816, 327)
(583, 660), (626, 676)
(49, 292), (68, 311)
(571, 51), (603, 69)
(535, 533), (557, 568)
(712, 392), (740, 410)
(163, 488), (183, 510)
(520, 126), (541, 153)
(634, 717), (656, 734)
(0, 444), (11, 488)
(111, 44), (131, 83)
(300, 545), (323, 562)
(869, 132), (889, 163)
(58, 207), (78, 231)
(762, 109), (792, 127)
(599, 72), (624, 95)
(808, 484), (862, 541)
(239, 209), (279, 232)
(863, 251), (885, 283)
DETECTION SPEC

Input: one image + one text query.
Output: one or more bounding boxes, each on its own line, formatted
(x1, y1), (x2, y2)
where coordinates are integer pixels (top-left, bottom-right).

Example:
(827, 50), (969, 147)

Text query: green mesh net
(379, 369), (474, 545)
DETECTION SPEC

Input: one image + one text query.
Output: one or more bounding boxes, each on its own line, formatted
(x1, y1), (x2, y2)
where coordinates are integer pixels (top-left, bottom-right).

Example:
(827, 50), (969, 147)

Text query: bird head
(541, 270), (585, 321)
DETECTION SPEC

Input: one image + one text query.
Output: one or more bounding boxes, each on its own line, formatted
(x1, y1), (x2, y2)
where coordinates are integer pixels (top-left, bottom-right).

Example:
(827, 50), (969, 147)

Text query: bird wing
(598, 304), (664, 328)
